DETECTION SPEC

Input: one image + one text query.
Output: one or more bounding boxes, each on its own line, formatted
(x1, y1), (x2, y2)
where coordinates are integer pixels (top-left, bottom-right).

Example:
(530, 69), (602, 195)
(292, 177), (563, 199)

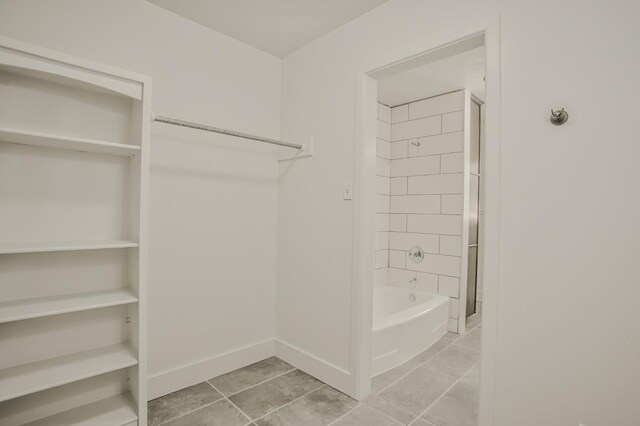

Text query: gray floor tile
(363, 394), (416, 425)
(426, 345), (480, 378)
(333, 404), (401, 426)
(411, 339), (452, 364)
(210, 357), (294, 396)
(378, 365), (458, 416)
(463, 362), (480, 384)
(229, 369), (324, 419)
(163, 399), (251, 426)
(371, 357), (422, 394)
(439, 332), (460, 342)
(422, 377), (479, 426)
(454, 327), (482, 352)
(410, 419), (435, 425)
(255, 386), (357, 426)
(148, 382), (223, 426)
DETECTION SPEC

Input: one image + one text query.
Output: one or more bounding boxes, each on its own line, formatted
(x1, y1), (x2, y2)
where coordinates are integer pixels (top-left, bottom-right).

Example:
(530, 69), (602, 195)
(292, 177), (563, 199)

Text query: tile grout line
(250, 384), (327, 423)
(364, 395), (421, 425)
(209, 366), (297, 398)
(375, 315), (481, 397)
(207, 381), (255, 425)
(374, 337), (458, 396)
(408, 360), (480, 425)
(154, 397), (223, 426)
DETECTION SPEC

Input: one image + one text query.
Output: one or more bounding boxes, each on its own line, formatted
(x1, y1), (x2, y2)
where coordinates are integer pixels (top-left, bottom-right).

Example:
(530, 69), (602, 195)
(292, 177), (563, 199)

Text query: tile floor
(148, 309), (482, 426)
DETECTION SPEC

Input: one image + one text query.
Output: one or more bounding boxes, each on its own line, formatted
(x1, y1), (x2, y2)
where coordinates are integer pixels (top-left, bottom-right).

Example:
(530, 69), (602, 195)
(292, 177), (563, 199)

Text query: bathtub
(372, 286), (449, 376)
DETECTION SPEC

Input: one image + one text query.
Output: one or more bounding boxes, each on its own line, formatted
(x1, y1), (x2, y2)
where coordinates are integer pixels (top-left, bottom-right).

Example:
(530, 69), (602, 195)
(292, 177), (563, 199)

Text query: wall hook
(550, 108), (569, 126)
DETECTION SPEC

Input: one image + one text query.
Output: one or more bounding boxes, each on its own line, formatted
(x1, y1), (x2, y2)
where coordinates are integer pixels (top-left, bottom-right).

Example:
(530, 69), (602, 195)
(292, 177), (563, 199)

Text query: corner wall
(277, 0), (640, 424)
(0, 0), (282, 399)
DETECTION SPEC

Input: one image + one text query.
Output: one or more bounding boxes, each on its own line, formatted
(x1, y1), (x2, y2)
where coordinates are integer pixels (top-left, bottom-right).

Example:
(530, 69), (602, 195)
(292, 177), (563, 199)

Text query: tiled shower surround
(375, 90), (470, 332)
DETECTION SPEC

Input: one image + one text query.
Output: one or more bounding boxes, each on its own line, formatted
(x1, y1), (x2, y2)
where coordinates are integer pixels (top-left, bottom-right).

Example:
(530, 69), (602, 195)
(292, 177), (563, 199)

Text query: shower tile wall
(388, 91), (465, 333)
(374, 103), (391, 287)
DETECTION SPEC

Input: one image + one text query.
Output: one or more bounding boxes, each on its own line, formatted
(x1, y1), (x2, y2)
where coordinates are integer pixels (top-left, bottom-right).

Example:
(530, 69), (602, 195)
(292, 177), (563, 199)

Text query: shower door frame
(350, 17), (502, 426)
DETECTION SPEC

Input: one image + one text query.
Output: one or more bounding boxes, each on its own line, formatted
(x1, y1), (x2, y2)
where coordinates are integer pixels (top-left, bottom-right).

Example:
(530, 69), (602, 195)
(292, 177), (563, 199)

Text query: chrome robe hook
(550, 108), (569, 126)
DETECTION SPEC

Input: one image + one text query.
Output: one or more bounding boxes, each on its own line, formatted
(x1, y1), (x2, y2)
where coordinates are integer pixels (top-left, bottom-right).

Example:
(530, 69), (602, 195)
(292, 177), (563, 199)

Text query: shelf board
(0, 127), (140, 156)
(0, 239), (138, 255)
(0, 289), (138, 324)
(24, 392), (137, 426)
(0, 343), (138, 402)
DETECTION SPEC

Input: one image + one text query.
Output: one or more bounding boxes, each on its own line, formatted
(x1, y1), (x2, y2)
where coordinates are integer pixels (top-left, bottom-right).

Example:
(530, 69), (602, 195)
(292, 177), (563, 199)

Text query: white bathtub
(372, 286), (449, 376)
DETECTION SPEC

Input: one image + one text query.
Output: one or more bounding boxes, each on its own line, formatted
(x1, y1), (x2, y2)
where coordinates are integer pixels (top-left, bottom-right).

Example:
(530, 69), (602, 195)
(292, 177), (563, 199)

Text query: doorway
(350, 26), (502, 426)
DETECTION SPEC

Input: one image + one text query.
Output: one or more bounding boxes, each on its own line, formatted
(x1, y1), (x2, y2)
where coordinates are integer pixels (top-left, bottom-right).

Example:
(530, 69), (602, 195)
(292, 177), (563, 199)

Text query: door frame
(350, 16), (502, 426)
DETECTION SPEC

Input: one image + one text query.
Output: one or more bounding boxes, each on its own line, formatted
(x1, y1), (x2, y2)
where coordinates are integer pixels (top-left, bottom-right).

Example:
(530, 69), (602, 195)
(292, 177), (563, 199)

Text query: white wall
(277, 0), (640, 425)
(0, 0), (282, 399)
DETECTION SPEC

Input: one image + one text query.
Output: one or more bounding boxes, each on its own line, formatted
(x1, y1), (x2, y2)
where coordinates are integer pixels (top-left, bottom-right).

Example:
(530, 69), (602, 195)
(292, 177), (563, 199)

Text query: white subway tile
(389, 214), (407, 232)
(390, 141), (408, 159)
(439, 275), (460, 297)
(440, 235), (462, 256)
(411, 253), (461, 276)
(378, 103), (391, 123)
(376, 157), (390, 177)
(416, 272), (438, 293)
(389, 250), (406, 269)
(441, 194), (464, 214)
(388, 268), (417, 288)
(389, 232), (439, 253)
(442, 111), (463, 133)
(408, 91), (464, 120)
(440, 152), (464, 173)
(391, 104), (408, 123)
(390, 177), (408, 195)
(374, 268), (388, 287)
(375, 231), (389, 250)
(407, 139), (419, 157)
(449, 298), (460, 319)
(417, 132), (463, 156)
(391, 156), (440, 177)
(407, 214), (462, 235)
(408, 174), (463, 194)
(375, 250), (389, 269)
(377, 139), (390, 159)
(392, 115), (441, 141)
(448, 318), (459, 333)
(377, 120), (391, 141)
(376, 194), (390, 213)
(375, 213), (390, 232)
(377, 176), (390, 195)
(390, 195), (440, 214)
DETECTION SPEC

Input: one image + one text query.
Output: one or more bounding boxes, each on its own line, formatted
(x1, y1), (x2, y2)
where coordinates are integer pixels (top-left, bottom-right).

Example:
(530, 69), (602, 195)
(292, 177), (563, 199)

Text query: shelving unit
(0, 127), (141, 156)
(0, 36), (150, 425)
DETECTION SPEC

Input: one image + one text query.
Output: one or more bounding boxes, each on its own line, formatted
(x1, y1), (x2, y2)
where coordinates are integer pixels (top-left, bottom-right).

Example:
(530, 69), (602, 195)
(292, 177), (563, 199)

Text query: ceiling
(147, 0), (389, 57)
(377, 46), (486, 107)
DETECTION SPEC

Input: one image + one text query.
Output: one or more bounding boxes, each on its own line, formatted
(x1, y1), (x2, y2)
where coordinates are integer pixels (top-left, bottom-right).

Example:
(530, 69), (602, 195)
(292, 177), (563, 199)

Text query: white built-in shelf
(0, 343), (138, 403)
(0, 127), (140, 156)
(0, 289), (138, 324)
(0, 239), (138, 255)
(24, 393), (137, 426)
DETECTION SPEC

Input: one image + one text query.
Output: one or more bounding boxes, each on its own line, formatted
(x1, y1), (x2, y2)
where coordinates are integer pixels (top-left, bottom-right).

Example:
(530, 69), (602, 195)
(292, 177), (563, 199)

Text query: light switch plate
(343, 181), (353, 200)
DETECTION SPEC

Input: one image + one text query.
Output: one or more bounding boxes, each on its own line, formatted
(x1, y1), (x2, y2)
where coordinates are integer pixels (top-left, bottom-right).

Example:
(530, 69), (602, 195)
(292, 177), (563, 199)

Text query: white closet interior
(0, 37), (150, 426)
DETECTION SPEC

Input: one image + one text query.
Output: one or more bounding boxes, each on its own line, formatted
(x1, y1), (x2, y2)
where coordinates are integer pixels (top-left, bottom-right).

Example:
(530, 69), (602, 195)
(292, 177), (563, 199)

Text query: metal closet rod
(152, 114), (303, 150)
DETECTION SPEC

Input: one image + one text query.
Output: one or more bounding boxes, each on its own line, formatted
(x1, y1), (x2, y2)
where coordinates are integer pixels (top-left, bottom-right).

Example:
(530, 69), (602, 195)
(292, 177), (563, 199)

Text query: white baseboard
(148, 339), (275, 400)
(275, 339), (351, 396)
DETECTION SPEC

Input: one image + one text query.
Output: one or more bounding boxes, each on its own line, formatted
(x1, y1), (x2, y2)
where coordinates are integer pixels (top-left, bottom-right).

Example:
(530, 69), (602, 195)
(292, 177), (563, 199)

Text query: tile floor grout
(151, 311), (482, 426)
(408, 359), (479, 425)
(250, 383), (327, 423)
(209, 366), (297, 398)
(208, 381), (255, 426)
